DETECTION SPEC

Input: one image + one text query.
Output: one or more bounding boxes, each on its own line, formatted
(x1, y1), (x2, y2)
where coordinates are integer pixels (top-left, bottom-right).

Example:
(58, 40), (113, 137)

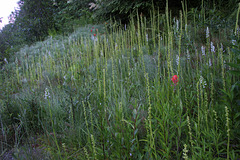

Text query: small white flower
(199, 76), (203, 84)
(146, 34), (148, 42)
(22, 78), (27, 83)
(89, 2), (96, 9)
(91, 35), (94, 41)
(89, 2), (98, 10)
(44, 88), (50, 99)
(176, 55), (179, 65)
(220, 43), (225, 53)
(187, 49), (190, 60)
(176, 19), (179, 31)
(206, 27), (209, 38)
(63, 75), (67, 85)
(48, 51), (52, 57)
(232, 40), (236, 45)
(199, 76), (207, 88)
(209, 58), (212, 67)
(4, 58), (8, 64)
(201, 46), (205, 56)
(211, 42), (215, 53)
(234, 26), (240, 35)
(67, 0), (73, 4)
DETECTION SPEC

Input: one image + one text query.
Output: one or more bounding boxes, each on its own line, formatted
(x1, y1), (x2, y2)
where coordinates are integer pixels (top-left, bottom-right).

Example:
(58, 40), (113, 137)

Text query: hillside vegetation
(0, 1), (240, 159)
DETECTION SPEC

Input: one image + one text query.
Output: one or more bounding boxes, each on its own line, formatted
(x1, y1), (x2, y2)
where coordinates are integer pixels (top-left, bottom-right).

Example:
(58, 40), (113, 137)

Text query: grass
(0, 2), (240, 160)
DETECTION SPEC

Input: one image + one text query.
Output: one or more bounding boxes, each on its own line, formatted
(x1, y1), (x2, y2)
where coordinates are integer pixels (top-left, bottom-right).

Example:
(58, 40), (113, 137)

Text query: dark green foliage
(14, 0), (56, 43)
(53, 0), (93, 33)
(0, 0), (56, 65)
(93, 0), (203, 24)
(225, 41), (240, 144)
(94, 0), (153, 24)
(0, 0), (95, 65)
(21, 93), (45, 134)
(227, 45), (240, 77)
(0, 24), (15, 63)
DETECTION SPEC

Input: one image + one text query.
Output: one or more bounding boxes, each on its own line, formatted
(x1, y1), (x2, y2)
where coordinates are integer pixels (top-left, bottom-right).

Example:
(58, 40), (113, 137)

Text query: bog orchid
(187, 49), (190, 60)
(211, 42), (215, 53)
(4, 58), (8, 64)
(208, 58), (212, 67)
(232, 40), (236, 45)
(44, 88), (50, 99)
(176, 19), (179, 31)
(206, 27), (209, 38)
(176, 55), (179, 65)
(201, 46), (205, 56)
(199, 76), (207, 88)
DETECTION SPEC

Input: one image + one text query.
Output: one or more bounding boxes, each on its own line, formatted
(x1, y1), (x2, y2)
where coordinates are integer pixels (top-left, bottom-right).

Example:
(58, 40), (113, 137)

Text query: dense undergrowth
(0, 2), (240, 160)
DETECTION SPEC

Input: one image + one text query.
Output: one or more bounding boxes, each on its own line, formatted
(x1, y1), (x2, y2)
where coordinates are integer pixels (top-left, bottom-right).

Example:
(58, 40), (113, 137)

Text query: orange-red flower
(94, 34), (96, 36)
(171, 75), (179, 85)
(91, 29), (92, 32)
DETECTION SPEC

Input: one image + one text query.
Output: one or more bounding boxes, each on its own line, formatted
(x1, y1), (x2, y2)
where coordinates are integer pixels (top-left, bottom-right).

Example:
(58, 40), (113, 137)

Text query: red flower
(92, 27), (94, 29)
(94, 34), (96, 36)
(171, 75), (179, 85)
(91, 29), (92, 32)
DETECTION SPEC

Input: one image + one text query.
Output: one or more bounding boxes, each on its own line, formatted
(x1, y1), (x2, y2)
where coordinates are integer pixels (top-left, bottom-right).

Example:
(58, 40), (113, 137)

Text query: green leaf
(231, 48), (240, 55)
(134, 129), (138, 136)
(226, 62), (240, 69)
(228, 70), (240, 76)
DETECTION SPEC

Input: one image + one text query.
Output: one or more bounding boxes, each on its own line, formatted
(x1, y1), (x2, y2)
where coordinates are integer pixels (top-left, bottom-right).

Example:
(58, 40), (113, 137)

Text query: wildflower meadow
(0, 1), (240, 159)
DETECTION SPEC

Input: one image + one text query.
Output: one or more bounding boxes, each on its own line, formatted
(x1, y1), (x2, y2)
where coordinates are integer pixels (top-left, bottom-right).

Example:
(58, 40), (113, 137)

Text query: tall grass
(0, 1), (240, 159)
